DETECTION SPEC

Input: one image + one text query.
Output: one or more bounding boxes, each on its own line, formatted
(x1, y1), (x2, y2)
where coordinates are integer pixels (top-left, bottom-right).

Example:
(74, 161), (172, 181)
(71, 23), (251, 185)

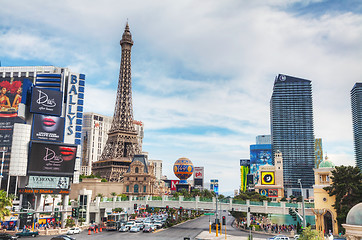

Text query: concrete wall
(69, 179), (124, 200)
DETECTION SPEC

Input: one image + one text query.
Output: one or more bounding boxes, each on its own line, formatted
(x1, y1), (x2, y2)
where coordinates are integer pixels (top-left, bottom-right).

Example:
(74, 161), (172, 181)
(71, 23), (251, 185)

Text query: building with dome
(342, 202), (362, 240)
(313, 156), (338, 236)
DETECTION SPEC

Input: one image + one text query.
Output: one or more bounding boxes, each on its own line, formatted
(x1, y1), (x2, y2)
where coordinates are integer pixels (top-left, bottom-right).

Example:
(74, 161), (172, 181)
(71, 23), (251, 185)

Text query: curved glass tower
(270, 74), (315, 196)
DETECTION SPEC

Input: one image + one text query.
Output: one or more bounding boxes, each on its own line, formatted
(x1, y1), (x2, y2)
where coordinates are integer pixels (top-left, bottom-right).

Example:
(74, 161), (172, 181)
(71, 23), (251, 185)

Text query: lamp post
(298, 179), (306, 229)
(0, 147), (7, 189)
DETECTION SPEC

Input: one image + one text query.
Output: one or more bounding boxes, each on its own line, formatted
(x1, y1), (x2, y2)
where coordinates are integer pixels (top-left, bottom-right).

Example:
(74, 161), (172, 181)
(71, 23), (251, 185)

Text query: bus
(106, 213), (128, 231)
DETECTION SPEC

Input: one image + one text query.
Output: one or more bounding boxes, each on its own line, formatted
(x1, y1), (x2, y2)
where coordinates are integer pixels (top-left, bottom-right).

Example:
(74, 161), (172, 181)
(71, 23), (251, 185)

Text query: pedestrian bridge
(88, 195), (314, 222)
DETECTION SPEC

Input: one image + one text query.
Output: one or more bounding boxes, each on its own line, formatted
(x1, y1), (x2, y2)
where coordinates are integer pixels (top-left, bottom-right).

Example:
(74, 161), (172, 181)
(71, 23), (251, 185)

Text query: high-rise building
(270, 74), (315, 197)
(149, 159), (163, 180)
(351, 83), (362, 170)
(92, 23), (141, 182)
(81, 112), (112, 175)
(314, 138), (323, 168)
(0, 66), (84, 227)
(256, 135), (271, 145)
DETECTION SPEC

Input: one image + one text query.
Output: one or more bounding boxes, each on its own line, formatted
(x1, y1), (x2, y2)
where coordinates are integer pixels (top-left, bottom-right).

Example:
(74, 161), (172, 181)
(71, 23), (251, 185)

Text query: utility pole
(298, 179), (306, 229)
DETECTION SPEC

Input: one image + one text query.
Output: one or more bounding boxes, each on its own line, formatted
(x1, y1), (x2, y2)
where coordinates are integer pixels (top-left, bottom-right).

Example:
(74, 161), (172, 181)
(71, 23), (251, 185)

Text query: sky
(1, 0), (362, 195)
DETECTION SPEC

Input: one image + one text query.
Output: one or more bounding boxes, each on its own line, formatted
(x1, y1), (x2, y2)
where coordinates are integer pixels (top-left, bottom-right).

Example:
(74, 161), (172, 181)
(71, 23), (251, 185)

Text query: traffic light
(179, 206), (183, 211)
(146, 204), (149, 210)
(166, 205), (169, 211)
(71, 207), (77, 217)
(134, 204), (137, 210)
(222, 216), (226, 225)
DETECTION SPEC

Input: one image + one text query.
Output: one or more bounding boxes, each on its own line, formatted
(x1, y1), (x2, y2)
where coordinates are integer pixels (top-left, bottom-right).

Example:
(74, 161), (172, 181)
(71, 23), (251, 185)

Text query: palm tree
(0, 190), (13, 221)
(43, 195), (49, 211)
(50, 194), (58, 215)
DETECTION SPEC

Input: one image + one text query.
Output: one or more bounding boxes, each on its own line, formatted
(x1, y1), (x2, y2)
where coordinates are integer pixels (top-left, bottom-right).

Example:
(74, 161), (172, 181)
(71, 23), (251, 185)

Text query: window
(135, 167), (139, 173)
(134, 184), (139, 193)
(126, 186), (129, 192)
(143, 186), (146, 192)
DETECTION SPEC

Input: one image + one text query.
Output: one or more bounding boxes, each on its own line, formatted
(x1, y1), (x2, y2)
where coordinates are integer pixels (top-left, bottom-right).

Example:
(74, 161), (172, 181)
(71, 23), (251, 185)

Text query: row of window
(126, 184), (147, 193)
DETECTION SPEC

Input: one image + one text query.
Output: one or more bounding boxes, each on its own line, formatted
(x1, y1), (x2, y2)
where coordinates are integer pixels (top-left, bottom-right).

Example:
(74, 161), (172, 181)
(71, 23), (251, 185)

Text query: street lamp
(297, 179), (306, 229)
(0, 147), (7, 188)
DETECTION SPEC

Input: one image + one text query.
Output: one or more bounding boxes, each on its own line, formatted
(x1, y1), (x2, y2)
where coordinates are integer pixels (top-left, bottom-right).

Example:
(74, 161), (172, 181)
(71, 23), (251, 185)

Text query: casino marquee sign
(18, 188), (69, 195)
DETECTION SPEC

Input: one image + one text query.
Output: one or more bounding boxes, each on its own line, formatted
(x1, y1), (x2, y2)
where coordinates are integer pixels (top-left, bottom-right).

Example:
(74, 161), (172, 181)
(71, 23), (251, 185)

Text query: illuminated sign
(18, 188), (69, 195)
(261, 171), (275, 185)
(268, 189), (278, 197)
(28, 176), (70, 189)
(170, 180), (179, 191)
(31, 114), (64, 142)
(260, 189), (268, 196)
(28, 141), (77, 176)
(30, 87), (62, 116)
(194, 167), (204, 179)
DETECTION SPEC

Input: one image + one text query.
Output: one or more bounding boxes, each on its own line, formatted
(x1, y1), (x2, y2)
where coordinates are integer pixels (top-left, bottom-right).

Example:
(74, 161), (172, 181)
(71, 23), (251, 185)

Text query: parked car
(143, 225), (153, 233)
(50, 235), (76, 240)
(15, 229), (39, 238)
(129, 226), (140, 233)
(118, 226), (129, 232)
(0, 233), (18, 239)
(67, 227), (81, 235)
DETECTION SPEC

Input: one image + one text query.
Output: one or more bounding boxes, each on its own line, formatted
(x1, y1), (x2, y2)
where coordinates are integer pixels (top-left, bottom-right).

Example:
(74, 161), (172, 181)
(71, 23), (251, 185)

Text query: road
(32, 213), (272, 240)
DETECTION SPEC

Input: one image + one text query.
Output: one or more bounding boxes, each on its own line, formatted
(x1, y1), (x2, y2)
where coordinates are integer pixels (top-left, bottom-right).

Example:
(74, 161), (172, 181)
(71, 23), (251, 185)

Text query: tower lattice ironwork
(92, 23), (141, 182)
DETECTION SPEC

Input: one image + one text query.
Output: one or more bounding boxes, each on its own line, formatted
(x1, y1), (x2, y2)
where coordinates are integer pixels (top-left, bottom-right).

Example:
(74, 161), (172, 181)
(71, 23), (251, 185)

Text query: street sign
(204, 213), (215, 215)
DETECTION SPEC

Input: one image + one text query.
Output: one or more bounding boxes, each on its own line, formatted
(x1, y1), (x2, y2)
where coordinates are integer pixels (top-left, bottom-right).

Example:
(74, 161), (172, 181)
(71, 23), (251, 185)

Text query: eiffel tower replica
(92, 23), (141, 182)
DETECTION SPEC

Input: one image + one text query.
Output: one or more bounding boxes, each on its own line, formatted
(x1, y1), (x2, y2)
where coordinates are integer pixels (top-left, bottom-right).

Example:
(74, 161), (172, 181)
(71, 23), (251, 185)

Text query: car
(268, 235), (290, 240)
(293, 235), (299, 240)
(118, 226), (129, 232)
(67, 227), (81, 235)
(0, 233), (18, 239)
(15, 229), (39, 238)
(129, 226), (140, 233)
(50, 235), (76, 240)
(143, 225), (153, 233)
(153, 221), (163, 228)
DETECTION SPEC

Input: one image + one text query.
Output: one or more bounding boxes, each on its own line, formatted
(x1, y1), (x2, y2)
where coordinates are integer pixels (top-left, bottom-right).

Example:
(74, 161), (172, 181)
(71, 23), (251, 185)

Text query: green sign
(204, 213), (215, 215)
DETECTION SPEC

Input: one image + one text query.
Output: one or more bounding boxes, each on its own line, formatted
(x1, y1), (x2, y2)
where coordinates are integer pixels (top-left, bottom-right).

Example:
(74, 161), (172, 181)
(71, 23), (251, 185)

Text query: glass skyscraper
(351, 83), (362, 170)
(270, 74), (315, 196)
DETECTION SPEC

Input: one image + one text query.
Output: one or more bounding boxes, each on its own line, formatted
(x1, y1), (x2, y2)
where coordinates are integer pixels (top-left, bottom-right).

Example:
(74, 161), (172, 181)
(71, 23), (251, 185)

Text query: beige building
(313, 157), (338, 236)
(69, 178), (123, 200)
(254, 150), (284, 201)
(123, 155), (157, 196)
(149, 159), (163, 180)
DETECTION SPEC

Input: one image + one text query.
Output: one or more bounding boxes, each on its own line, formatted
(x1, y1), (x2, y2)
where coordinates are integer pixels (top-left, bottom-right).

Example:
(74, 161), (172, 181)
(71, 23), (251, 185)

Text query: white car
(129, 226), (140, 232)
(67, 227), (81, 235)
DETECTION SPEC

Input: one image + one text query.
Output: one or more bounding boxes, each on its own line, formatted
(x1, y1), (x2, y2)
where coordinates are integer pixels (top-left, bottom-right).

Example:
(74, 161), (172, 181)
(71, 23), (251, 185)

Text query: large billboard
(240, 166), (249, 192)
(250, 144), (272, 185)
(170, 180), (179, 191)
(30, 87), (62, 116)
(31, 114), (65, 142)
(28, 141), (77, 176)
(28, 176), (70, 189)
(261, 171), (275, 185)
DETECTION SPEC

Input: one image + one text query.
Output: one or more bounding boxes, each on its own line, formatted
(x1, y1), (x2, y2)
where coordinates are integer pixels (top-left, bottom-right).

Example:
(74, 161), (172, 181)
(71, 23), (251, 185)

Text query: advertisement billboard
(30, 87), (62, 116)
(268, 189), (278, 197)
(170, 180), (179, 191)
(31, 114), (65, 142)
(261, 171), (275, 185)
(18, 188), (69, 195)
(28, 141), (77, 176)
(250, 144), (272, 185)
(240, 166), (249, 192)
(27, 176), (70, 189)
(194, 167), (204, 179)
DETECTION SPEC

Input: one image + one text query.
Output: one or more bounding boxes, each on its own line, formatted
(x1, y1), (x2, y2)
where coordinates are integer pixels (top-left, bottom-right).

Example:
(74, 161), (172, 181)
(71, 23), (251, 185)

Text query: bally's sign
(30, 87), (62, 116)
(28, 176), (70, 189)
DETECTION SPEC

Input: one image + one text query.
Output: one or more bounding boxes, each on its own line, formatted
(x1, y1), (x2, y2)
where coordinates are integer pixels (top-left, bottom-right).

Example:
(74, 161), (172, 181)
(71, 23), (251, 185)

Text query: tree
(0, 190), (13, 221)
(110, 192), (117, 197)
(299, 226), (322, 240)
(324, 165), (362, 231)
(43, 195), (49, 211)
(234, 191), (269, 202)
(113, 208), (123, 213)
(50, 194), (58, 215)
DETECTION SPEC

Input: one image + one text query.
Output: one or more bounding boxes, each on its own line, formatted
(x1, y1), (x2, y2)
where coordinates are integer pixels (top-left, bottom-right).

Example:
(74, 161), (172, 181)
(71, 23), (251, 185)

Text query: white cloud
(0, 0), (361, 192)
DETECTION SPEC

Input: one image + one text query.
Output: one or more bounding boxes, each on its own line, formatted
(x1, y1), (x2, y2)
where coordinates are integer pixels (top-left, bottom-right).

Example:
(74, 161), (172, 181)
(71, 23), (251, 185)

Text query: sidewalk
(195, 231), (265, 240)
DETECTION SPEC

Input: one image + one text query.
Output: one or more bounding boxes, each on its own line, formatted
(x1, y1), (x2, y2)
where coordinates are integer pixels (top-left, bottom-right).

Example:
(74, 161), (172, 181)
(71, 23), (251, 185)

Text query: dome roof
(346, 202), (362, 226)
(319, 156), (335, 168)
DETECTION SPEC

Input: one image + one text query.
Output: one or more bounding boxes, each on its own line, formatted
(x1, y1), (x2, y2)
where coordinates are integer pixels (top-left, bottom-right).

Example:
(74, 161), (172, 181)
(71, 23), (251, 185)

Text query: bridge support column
(229, 198), (232, 210)
(195, 196), (199, 209)
(263, 200), (268, 213)
(179, 195), (183, 208)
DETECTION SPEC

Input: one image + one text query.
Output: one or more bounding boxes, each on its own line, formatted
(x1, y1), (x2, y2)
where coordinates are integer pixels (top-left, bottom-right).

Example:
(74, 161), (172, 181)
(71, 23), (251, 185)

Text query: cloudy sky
(1, 0), (362, 194)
